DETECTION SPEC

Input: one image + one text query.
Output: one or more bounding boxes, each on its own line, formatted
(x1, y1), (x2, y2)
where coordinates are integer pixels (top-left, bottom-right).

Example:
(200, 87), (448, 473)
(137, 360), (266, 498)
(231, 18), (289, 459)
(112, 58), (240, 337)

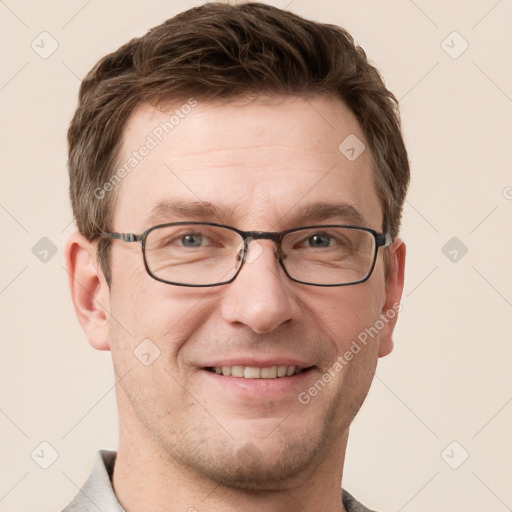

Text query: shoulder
(342, 489), (379, 512)
(60, 450), (124, 512)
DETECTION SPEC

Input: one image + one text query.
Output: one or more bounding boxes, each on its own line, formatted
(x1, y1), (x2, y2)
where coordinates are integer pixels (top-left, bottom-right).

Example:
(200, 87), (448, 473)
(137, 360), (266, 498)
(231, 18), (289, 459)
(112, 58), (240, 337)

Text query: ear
(64, 232), (111, 351)
(378, 239), (406, 358)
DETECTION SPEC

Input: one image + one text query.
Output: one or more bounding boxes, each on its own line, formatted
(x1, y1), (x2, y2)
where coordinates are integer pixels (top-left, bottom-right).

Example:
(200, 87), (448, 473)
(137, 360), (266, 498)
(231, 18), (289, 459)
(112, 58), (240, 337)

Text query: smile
(205, 365), (305, 379)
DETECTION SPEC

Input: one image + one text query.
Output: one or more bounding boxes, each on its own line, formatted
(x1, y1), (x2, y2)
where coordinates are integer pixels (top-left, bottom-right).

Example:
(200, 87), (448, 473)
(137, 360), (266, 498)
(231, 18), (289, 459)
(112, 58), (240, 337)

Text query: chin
(183, 436), (327, 492)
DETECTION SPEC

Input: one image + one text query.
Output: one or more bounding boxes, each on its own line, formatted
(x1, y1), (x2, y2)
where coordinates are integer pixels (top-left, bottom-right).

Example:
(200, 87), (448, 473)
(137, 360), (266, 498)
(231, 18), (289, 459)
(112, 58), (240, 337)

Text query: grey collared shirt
(61, 450), (376, 512)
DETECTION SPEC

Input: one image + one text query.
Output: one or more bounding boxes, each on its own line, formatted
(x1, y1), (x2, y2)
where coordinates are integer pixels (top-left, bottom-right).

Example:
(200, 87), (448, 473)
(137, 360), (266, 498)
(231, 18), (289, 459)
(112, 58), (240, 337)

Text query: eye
(307, 232), (332, 248)
(179, 233), (204, 247)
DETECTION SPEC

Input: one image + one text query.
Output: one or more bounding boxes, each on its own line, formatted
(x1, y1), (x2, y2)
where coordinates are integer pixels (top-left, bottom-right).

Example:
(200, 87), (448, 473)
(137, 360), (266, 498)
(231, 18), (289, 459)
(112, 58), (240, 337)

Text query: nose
(220, 239), (302, 334)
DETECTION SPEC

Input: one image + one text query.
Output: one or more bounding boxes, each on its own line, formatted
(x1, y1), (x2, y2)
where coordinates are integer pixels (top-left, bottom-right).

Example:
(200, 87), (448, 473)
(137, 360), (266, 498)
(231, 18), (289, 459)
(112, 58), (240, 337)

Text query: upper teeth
(211, 365), (300, 379)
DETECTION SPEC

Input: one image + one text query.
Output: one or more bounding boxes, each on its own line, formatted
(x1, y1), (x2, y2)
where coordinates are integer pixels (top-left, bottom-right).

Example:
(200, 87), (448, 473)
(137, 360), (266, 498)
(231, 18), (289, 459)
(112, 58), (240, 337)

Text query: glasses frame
(100, 221), (392, 287)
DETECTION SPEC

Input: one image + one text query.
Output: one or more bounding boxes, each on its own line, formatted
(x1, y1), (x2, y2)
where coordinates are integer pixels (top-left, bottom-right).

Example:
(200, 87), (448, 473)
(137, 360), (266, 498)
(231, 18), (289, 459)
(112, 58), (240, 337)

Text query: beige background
(1, 0), (511, 510)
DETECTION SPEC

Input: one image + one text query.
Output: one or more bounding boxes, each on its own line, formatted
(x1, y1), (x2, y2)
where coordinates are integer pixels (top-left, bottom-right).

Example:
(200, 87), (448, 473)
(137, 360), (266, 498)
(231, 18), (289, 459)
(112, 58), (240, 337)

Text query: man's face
(95, 95), (403, 489)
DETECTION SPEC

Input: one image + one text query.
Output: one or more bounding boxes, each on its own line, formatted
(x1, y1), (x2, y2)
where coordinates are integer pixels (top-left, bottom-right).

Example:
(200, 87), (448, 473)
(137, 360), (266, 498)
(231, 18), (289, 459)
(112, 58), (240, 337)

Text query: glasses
(100, 222), (392, 287)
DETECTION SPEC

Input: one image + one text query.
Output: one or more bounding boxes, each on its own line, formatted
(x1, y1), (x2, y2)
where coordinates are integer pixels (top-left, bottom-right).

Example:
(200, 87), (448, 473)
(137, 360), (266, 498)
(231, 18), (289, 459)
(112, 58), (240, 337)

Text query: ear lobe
(64, 232), (111, 351)
(378, 239), (406, 358)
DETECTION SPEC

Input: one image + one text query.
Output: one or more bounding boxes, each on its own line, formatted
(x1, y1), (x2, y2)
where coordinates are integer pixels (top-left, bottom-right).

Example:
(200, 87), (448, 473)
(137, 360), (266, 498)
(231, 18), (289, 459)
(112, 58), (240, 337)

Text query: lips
(205, 365), (303, 379)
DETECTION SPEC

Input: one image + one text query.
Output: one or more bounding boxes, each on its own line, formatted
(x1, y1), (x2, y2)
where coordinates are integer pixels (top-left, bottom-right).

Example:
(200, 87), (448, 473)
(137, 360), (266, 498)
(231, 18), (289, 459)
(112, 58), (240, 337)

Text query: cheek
(109, 248), (176, 331)
(309, 282), (384, 354)
(108, 259), (217, 362)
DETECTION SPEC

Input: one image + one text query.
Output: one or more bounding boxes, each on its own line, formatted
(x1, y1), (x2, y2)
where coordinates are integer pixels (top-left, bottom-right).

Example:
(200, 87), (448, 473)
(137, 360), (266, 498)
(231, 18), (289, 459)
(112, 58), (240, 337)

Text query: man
(63, 2), (409, 511)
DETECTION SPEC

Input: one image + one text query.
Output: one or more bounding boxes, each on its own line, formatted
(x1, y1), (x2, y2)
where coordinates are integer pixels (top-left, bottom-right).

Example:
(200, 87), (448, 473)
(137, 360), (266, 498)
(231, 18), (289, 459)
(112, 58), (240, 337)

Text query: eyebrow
(145, 199), (366, 228)
(291, 202), (365, 226)
(145, 199), (223, 225)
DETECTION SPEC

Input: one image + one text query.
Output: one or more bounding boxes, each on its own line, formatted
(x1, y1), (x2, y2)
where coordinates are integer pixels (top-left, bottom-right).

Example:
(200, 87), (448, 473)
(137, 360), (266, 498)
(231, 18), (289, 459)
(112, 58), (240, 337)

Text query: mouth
(204, 365), (310, 379)
(201, 361), (317, 399)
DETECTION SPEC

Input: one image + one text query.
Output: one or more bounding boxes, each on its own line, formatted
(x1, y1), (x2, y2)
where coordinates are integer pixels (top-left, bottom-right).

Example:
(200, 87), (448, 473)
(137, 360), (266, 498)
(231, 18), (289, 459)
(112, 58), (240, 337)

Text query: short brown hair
(67, 2), (409, 284)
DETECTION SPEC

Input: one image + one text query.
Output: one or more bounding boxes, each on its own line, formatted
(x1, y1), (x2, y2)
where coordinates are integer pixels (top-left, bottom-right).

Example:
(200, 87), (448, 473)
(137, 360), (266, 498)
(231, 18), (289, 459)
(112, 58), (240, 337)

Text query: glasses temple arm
(100, 232), (142, 243)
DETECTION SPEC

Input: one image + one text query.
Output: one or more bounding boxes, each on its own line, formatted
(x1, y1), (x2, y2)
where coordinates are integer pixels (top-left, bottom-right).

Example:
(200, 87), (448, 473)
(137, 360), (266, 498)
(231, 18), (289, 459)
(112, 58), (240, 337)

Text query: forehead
(112, 95), (383, 231)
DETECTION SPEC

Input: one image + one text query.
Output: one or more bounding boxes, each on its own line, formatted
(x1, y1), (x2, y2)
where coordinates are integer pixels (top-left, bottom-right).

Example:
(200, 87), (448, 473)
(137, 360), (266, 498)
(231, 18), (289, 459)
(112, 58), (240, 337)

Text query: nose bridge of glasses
(244, 231), (281, 242)
(238, 231), (283, 264)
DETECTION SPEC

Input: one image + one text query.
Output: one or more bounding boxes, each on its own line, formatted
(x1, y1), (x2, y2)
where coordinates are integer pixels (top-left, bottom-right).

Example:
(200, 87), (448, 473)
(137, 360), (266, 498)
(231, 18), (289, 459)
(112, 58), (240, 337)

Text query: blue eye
(307, 233), (332, 248)
(180, 233), (203, 247)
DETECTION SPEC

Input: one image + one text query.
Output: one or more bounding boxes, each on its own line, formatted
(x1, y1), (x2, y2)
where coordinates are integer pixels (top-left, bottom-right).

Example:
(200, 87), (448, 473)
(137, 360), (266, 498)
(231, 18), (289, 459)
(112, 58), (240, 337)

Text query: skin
(66, 94), (405, 512)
